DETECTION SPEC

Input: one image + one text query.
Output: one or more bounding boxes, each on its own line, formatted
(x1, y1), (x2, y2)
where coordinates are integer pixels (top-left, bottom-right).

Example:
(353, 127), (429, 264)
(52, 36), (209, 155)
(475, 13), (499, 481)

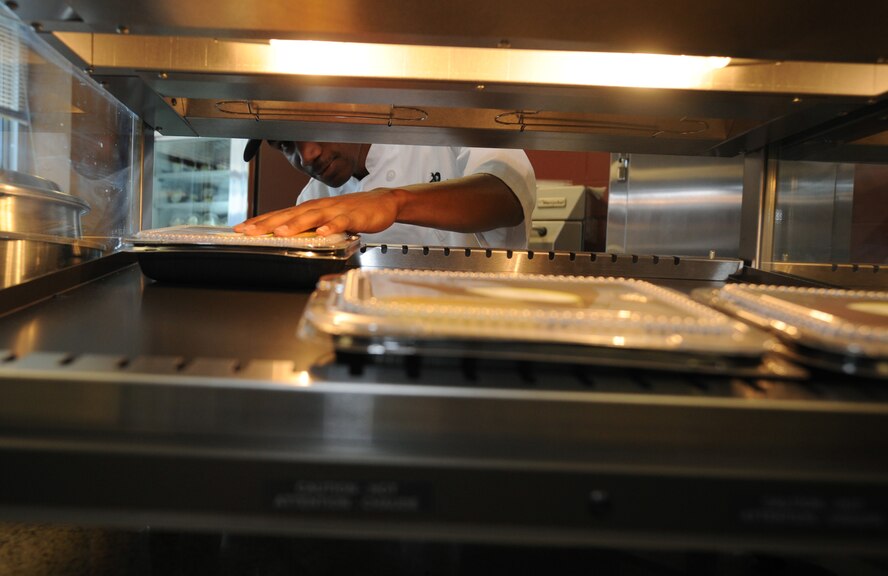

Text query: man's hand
(233, 188), (404, 237)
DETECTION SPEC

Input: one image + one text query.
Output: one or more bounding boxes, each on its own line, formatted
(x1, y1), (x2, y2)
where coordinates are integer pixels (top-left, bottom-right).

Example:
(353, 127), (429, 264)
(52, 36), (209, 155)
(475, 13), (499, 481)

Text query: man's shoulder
(370, 143), (460, 158)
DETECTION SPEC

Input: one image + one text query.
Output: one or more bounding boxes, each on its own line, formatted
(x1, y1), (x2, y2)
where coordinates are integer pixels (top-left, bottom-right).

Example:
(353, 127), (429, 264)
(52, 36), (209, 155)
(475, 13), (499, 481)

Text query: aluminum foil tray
(698, 284), (888, 378)
(129, 225), (361, 288)
(303, 269), (791, 376)
(132, 225), (354, 249)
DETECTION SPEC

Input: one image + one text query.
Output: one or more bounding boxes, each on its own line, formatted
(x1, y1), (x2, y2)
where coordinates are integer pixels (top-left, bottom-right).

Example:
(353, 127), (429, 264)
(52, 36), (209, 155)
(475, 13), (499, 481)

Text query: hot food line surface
(0, 260), (887, 551)
(0, 244), (745, 367)
(0, 254), (882, 399)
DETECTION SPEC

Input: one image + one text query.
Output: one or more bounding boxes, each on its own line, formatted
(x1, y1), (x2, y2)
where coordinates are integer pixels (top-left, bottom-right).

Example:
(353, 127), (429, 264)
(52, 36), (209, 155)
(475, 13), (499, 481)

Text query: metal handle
(215, 101), (428, 126)
(617, 156), (630, 182)
(495, 111), (709, 137)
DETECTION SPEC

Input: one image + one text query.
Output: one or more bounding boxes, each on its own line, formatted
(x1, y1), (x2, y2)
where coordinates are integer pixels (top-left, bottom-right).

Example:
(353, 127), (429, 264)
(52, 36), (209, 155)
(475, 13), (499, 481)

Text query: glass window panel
(151, 136), (249, 228)
(0, 8), (141, 290)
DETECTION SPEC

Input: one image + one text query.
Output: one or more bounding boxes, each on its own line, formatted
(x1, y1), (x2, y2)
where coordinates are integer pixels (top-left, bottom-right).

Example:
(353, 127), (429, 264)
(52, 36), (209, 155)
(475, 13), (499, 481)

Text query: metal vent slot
(122, 355), (190, 375)
(47, 354), (302, 382)
(179, 357), (241, 377)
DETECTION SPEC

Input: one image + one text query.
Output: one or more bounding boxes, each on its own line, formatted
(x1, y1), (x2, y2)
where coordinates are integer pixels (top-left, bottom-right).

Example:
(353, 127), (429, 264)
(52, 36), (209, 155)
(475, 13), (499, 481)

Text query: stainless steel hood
(11, 0), (888, 156)
(16, 0), (888, 61)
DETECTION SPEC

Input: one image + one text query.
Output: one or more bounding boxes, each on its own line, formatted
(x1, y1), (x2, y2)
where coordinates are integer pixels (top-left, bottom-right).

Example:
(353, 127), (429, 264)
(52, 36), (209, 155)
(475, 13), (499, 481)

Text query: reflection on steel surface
(0, 235), (105, 289)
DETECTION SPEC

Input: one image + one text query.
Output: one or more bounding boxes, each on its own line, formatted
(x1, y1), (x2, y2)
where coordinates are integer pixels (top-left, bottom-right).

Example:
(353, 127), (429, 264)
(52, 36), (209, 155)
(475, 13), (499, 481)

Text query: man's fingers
(238, 209), (310, 236)
(315, 214), (352, 235)
(234, 211), (280, 233)
(268, 209), (330, 237)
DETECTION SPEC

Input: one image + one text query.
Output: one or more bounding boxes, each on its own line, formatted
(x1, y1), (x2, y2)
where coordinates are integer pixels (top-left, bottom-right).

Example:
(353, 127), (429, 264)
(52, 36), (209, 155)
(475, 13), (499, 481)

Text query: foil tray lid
(712, 284), (888, 359)
(131, 225), (358, 251)
(305, 268), (775, 358)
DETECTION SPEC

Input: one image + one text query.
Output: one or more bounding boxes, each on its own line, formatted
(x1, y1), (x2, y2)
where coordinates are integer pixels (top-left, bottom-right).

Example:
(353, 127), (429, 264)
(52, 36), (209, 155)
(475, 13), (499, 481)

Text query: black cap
(243, 139), (262, 162)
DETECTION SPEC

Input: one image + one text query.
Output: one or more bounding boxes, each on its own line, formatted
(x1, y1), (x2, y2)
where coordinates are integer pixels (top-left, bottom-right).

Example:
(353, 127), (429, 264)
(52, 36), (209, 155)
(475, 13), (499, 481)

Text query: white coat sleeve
(455, 147), (537, 249)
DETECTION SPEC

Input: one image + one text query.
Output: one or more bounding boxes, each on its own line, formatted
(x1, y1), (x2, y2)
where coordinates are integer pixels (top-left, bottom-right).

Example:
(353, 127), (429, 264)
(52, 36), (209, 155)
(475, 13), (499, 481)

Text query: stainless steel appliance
(606, 154), (745, 258)
(0, 170), (89, 238)
(0, 170), (105, 288)
(529, 183), (606, 252)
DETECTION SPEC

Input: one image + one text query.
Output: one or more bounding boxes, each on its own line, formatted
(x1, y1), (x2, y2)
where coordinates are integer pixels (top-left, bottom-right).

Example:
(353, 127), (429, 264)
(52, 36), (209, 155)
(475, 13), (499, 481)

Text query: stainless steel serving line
(0, 261), (886, 556)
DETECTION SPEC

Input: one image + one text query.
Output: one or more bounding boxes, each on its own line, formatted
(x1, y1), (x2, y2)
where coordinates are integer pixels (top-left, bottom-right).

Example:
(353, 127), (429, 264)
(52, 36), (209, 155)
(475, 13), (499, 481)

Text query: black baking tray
(133, 245), (360, 289)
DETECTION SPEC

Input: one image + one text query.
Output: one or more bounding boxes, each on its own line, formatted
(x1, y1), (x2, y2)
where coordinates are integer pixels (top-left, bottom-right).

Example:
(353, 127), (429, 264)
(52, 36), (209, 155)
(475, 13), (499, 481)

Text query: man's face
(268, 141), (366, 187)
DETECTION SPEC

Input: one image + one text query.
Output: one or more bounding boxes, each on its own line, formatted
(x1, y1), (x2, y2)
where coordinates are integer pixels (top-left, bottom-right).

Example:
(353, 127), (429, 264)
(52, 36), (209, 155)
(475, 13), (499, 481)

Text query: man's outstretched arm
(233, 173), (523, 237)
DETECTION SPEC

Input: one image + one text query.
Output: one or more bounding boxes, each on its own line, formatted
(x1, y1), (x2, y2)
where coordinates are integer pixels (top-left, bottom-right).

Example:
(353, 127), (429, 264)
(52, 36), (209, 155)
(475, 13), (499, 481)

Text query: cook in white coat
(234, 141), (536, 249)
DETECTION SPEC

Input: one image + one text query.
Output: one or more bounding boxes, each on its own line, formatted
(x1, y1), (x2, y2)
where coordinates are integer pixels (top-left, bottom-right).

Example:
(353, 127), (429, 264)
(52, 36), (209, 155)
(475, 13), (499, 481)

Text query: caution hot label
(269, 480), (432, 515)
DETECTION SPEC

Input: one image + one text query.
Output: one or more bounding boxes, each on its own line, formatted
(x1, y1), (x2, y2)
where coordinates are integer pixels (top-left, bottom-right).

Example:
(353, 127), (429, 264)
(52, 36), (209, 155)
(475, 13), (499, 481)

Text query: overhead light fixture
(269, 39), (731, 90)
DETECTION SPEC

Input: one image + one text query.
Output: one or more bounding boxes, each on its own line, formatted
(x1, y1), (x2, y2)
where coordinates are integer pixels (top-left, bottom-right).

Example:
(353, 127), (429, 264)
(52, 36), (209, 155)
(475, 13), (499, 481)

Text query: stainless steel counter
(0, 262), (887, 556)
(0, 264), (326, 362)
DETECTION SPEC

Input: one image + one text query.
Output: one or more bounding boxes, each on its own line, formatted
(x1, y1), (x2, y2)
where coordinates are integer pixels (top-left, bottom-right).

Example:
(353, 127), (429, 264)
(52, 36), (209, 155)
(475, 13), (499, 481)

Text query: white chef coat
(297, 145), (536, 249)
